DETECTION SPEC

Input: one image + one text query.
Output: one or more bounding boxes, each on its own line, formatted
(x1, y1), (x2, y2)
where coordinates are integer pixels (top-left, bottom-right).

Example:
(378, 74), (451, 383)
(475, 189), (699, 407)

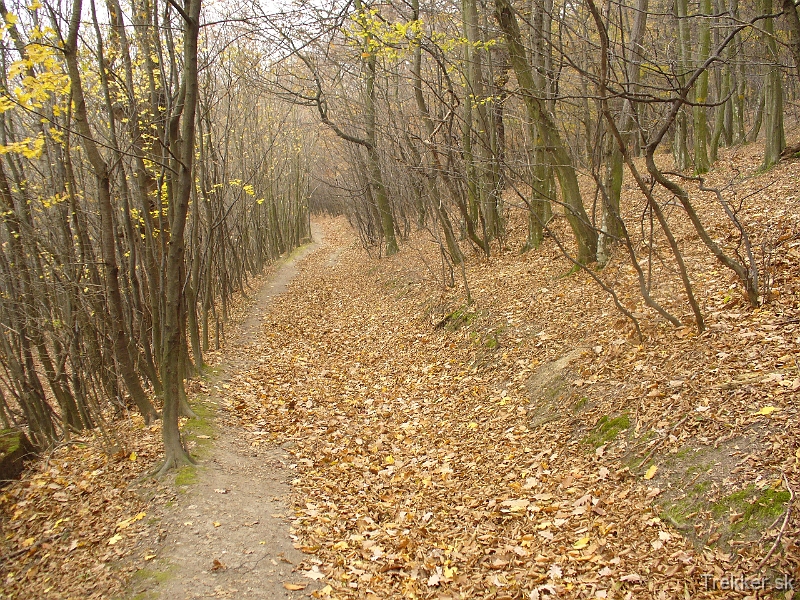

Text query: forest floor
(1, 142), (800, 599)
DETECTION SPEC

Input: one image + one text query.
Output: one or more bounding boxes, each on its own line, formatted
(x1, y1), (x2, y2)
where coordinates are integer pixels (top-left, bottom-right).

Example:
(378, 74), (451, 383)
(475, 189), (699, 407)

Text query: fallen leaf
(303, 566), (325, 580)
(755, 405), (778, 416)
(573, 536), (590, 549)
(283, 582), (307, 590)
(501, 498), (530, 512)
(107, 534), (123, 545)
(644, 465), (658, 480)
(212, 559), (226, 571)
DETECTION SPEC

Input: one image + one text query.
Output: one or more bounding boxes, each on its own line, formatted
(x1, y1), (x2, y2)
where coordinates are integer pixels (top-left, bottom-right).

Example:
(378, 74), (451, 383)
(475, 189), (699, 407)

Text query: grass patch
(200, 365), (223, 378)
(442, 306), (479, 331)
(174, 465), (198, 487)
(654, 436), (791, 553)
(573, 397), (589, 411)
(712, 485), (790, 530)
(180, 398), (215, 457)
(583, 414), (631, 448)
(670, 446), (695, 461)
(661, 498), (697, 527)
(172, 396), (216, 489)
(558, 264), (581, 278)
(0, 430), (21, 455)
(122, 561), (176, 600)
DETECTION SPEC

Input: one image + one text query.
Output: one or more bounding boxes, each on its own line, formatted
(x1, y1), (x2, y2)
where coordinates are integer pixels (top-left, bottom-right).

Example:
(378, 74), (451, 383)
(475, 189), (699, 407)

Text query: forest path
(133, 221), (333, 600)
(127, 212), (799, 600)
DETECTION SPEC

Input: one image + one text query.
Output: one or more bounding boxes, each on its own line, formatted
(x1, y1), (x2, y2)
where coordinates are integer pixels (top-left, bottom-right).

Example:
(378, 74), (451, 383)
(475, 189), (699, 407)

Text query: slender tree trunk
(783, 0), (800, 83)
(674, 0), (690, 170)
(495, 0), (597, 263)
(159, 0), (203, 473)
(693, 0), (712, 174)
(762, 0), (785, 169)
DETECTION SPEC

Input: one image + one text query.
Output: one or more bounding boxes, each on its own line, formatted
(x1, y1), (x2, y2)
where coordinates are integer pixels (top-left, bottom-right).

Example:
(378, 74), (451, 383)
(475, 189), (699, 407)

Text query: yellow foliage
(0, 134), (45, 159)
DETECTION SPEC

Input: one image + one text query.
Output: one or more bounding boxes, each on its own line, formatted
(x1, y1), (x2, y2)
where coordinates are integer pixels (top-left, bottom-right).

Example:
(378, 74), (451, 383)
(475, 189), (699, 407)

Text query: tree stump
(0, 429), (34, 485)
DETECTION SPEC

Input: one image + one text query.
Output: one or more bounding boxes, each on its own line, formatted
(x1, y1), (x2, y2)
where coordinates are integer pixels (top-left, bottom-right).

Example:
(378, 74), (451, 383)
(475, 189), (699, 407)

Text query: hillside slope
(0, 143), (797, 599)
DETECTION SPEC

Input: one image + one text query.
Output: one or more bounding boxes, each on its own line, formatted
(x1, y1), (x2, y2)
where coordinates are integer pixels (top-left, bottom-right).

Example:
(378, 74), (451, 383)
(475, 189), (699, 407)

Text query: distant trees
(269, 0), (790, 327)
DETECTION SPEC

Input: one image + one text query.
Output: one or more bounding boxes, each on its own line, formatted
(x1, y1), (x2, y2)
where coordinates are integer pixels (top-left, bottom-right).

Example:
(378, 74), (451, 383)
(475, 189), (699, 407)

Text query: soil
(128, 225), (327, 600)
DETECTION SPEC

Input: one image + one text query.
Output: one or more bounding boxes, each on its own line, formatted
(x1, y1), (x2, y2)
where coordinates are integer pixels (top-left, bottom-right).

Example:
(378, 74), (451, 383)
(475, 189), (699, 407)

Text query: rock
(0, 429), (35, 485)
(526, 347), (587, 428)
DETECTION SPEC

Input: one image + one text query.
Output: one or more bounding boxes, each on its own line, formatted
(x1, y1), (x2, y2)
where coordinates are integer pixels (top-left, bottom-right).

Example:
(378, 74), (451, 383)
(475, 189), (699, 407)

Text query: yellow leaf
(332, 540), (349, 550)
(467, 422), (478, 429)
(283, 582), (307, 590)
(213, 521), (221, 527)
(756, 405), (778, 416)
(644, 465), (658, 480)
(573, 536), (590, 550)
(129, 451), (137, 461)
(384, 455), (395, 465)
(108, 533), (123, 545)
(22, 537), (35, 547)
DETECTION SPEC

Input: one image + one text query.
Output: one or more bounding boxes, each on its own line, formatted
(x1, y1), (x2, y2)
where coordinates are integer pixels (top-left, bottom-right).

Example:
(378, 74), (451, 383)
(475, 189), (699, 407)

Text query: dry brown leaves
(2, 143), (800, 599)
(0, 417), (164, 598)
(222, 150), (798, 598)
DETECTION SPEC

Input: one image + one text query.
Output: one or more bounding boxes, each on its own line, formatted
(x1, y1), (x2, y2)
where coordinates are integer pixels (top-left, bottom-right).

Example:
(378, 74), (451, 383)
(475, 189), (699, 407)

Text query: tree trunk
(782, 0), (800, 83)
(762, 0), (785, 169)
(693, 0), (712, 174)
(159, 0), (203, 473)
(495, 0), (597, 263)
(674, 0), (691, 170)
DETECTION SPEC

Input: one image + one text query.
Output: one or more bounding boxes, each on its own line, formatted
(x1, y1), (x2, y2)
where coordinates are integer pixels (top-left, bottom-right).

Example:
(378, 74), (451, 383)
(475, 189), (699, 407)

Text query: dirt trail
(132, 224), (328, 600)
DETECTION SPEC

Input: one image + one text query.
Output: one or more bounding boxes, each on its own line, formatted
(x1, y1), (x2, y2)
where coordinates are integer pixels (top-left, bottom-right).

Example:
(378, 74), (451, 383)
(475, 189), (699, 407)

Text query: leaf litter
(0, 145), (798, 599)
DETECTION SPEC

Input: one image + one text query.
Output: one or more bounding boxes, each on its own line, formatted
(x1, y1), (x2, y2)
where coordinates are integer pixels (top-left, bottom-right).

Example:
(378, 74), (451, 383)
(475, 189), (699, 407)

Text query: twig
(756, 473), (794, 572)
(0, 530), (71, 563)
(712, 366), (798, 390)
